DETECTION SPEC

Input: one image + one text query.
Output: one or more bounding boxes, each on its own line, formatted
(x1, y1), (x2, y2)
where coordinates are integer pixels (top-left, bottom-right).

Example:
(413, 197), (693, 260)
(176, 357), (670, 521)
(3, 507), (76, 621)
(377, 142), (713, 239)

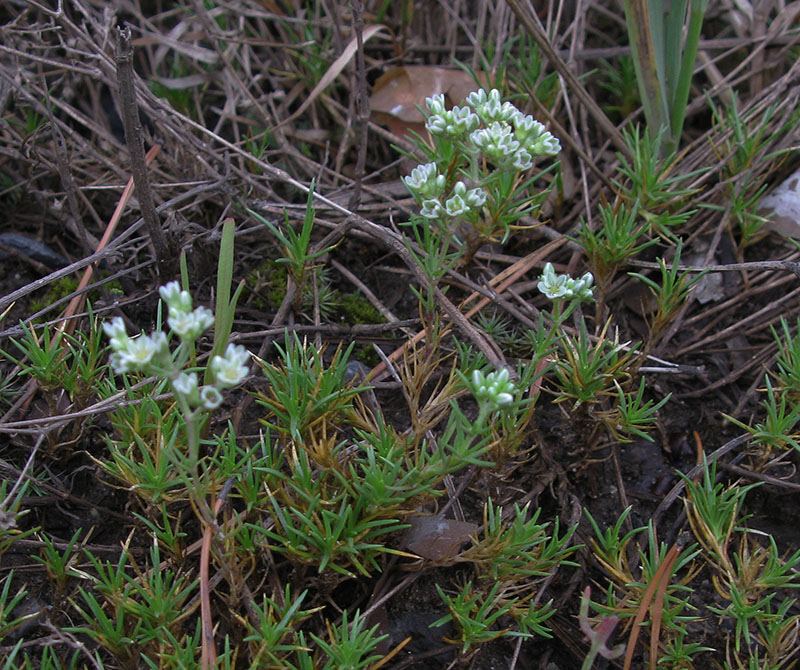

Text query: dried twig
(114, 25), (174, 277)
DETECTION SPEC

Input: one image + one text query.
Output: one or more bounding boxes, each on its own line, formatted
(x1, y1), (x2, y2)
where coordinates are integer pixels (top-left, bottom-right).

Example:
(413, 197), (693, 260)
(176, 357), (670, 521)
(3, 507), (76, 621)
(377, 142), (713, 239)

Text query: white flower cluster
(423, 89), (561, 171)
(104, 318), (168, 374)
(470, 367), (516, 410)
(404, 163), (487, 221)
(537, 263), (595, 302)
(103, 282), (250, 410)
(159, 282), (215, 343)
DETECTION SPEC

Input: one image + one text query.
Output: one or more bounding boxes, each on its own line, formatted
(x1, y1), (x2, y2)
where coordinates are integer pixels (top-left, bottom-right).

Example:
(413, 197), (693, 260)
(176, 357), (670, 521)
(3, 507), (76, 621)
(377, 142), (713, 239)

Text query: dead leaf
(369, 66), (485, 139)
(403, 514), (477, 561)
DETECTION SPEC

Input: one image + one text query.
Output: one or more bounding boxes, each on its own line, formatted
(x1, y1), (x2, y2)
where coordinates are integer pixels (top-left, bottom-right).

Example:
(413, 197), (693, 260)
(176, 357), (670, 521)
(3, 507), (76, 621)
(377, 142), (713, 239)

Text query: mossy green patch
(29, 276), (80, 317)
(338, 294), (382, 325)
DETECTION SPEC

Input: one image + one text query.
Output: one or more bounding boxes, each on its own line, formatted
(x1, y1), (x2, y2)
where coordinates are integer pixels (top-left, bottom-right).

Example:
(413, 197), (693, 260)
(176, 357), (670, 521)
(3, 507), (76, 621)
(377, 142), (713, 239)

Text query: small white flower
(464, 186), (487, 208)
(512, 112), (545, 140)
(212, 343), (249, 388)
(537, 262), (570, 300)
(103, 317), (129, 351)
(200, 386), (223, 410)
(117, 331), (168, 371)
(404, 163), (446, 200)
(108, 351), (130, 374)
(168, 306), (215, 341)
(425, 94), (447, 115)
(445, 193), (468, 217)
(447, 106), (480, 136)
(511, 112), (561, 157)
(159, 282), (193, 314)
(173, 372), (200, 405)
(512, 148), (533, 171)
(529, 134), (562, 157)
(425, 113), (449, 136)
(467, 89), (519, 124)
(469, 122), (522, 169)
(420, 198), (444, 220)
(572, 272), (595, 300)
(537, 263), (594, 302)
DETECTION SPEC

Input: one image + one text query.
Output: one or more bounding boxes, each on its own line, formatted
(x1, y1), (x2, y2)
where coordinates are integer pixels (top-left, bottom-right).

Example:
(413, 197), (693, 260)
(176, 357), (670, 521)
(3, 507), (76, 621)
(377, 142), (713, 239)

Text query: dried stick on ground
(114, 25), (175, 278)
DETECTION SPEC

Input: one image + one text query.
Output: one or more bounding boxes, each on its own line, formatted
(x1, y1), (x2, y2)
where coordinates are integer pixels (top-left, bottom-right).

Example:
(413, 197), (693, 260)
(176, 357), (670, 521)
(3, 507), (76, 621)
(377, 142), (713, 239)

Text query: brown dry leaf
(403, 514), (478, 561)
(370, 66), (485, 139)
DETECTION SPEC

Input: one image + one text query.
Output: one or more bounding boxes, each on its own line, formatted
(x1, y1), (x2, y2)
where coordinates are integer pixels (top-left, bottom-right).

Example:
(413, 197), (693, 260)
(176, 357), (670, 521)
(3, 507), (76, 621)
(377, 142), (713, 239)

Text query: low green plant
(251, 182), (335, 313)
(428, 498), (577, 656)
(253, 332), (363, 444)
(311, 609), (387, 670)
(244, 586), (318, 666)
(585, 507), (705, 668)
(577, 199), (657, 293)
(584, 458), (800, 668)
(707, 94), (793, 249)
(614, 127), (697, 238)
(0, 477), (37, 561)
(594, 377), (672, 442)
(772, 317), (800, 397)
(724, 378), (800, 454)
(4, 309), (108, 413)
(34, 528), (83, 602)
(0, 571), (32, 639)
(248, 353), (502, 577)
(68, 542), (197, 668)
(628, 240), (706, 352)
(433, 580), (542, 653)
(682, 457), (800, 665)
(553, 319), (638, 408)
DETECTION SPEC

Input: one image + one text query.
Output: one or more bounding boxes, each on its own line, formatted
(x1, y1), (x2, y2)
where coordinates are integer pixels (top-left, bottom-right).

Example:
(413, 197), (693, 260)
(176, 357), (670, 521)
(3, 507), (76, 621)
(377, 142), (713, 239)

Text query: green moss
(246, 260), (288, 311)
(353, 344), (380, 368)
(338, 294), (383, 325)
(29, 276), (80, 317)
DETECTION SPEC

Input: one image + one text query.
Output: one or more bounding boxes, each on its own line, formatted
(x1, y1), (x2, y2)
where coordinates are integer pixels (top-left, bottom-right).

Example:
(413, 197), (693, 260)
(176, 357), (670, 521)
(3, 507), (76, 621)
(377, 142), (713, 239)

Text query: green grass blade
(670, 0), (709, 150)
(623, 0), (668, 142)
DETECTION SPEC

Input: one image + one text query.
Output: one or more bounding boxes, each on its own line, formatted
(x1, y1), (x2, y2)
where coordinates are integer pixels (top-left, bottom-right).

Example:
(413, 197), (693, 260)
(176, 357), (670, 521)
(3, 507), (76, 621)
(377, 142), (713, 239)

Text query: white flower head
(116, 331), (169, 372)
(425, 93), (447, 115)
(159, 282), (193, 314)
(425, 113), (449, 136)
(469, 122), (523, 170)
(538, 263), (594, 302)
(449, 106), (480, 134)
(212, 344), (250, 388)
(471, 367), (516, 410)
(108, 351), (130, 374)
(512, 148), (533, 171)
(200, 386), (224, 410)
(464, 186), (487, 208)
(467, 89), (519, 125)
(420, 198), (444, 220)
(103, 317), (129, 351)
(445, 192), (468, 218)
(173, 371), (200, 405)
(404, 163), (446, 200)
(168, 306), (215, 342)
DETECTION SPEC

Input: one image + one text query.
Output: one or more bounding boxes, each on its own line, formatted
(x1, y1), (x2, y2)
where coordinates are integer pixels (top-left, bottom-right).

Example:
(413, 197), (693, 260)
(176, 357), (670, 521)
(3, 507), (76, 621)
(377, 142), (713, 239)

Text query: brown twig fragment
(622, 544), (681, 670)
(114, 25), (174, 278)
